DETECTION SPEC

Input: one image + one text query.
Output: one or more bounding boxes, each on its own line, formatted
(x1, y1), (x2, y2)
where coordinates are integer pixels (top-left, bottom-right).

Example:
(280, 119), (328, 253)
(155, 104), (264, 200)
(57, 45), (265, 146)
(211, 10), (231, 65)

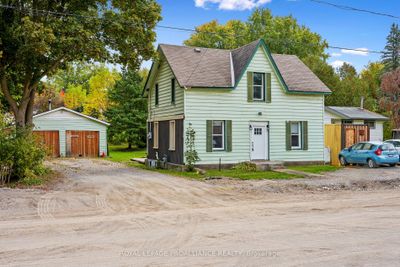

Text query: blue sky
(149, 0), (399, 72)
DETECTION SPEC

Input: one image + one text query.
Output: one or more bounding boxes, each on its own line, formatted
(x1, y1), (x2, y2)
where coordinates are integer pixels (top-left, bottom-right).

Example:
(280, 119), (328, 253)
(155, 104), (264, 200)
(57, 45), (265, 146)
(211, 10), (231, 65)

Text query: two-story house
(143, 39), (331, 167)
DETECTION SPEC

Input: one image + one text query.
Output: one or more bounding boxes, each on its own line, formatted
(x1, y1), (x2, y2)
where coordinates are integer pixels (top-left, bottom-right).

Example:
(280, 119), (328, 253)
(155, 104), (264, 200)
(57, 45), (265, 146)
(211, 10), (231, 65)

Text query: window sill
(168, 148), (175, 151)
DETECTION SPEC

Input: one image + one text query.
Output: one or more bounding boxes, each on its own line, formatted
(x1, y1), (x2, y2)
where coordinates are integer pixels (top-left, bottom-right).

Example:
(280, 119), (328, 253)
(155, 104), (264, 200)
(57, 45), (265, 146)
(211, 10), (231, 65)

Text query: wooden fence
(324, 124), (342, 166)
(324, 124), (370, 166)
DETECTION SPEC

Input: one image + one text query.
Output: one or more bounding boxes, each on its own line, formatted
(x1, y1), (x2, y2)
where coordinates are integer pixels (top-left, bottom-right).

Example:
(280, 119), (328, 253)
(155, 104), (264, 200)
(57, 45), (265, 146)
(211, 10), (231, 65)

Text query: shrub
(0, 128), (46, 182)
(184, 125), (200, 172)
(232, 162), (257, 172)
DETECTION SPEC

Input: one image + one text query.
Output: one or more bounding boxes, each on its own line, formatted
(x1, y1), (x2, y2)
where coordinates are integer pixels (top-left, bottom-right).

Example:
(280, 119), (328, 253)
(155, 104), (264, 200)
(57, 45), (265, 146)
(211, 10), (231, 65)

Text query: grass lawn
(287, 165), (341, 174)
(106, 145), (303, 180)
(107, 144), (146, 163)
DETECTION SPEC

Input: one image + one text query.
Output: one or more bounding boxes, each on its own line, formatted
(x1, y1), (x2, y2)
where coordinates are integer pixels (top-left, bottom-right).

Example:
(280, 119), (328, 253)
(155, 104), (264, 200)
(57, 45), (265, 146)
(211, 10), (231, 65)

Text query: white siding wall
(33, 110), (108, 156)
(370, 121), (384, 141)
(324, 111), (341, 124)
(148, 60), (184, 121)
(184, 47), (325, 164)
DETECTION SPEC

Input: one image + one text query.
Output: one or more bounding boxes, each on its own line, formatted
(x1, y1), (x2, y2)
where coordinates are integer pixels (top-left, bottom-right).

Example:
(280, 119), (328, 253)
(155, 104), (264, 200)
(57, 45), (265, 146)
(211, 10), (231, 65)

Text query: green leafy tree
(360, 62), (384, 111)
(184, 8), (328, 60)
(64, 84), (86, 112)
(83, 68), (120, 119)
(381, 23), (400, 72)
(105, 70), (147, 149)
(380, 69), (400, 129)
(0, 0), (161, 128)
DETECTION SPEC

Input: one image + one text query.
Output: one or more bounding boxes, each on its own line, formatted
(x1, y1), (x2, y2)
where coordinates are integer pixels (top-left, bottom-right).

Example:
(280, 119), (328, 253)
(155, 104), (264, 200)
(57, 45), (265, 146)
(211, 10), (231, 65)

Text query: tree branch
(30, 55), (65, 90)
(0, 75), (18, 115)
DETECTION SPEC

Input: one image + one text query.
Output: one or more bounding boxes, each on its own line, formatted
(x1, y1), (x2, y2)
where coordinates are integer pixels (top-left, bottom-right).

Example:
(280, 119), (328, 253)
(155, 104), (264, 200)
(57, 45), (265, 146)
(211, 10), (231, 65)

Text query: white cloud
(341, 48), (369, 56)
(329, 60), (350, 69)
(195, 0), (272, 10)
(330, 52), (342, 57)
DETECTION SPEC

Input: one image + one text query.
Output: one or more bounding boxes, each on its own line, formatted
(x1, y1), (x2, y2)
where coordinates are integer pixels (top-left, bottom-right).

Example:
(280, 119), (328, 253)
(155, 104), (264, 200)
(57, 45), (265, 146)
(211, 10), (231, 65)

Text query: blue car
(339, 142), (399, 168)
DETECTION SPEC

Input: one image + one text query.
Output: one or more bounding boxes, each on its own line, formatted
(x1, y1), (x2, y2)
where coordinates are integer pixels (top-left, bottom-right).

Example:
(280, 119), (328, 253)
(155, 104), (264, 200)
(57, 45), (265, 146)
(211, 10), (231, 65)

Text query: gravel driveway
(0, 159), (399, 266)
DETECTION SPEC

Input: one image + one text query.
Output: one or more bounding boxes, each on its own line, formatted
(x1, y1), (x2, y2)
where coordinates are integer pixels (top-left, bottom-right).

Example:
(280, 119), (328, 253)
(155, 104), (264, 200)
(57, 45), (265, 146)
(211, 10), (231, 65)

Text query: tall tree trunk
(128, 143), (132, 150)
(25, 86), (36, 128)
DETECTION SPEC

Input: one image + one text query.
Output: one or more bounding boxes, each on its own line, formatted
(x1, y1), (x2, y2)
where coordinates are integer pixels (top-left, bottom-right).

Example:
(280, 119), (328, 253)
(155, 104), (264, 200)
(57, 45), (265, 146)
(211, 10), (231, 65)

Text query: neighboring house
(143, 39), (331, 167)
(324, 106), (388, 142)
(33, 107), (109, 157)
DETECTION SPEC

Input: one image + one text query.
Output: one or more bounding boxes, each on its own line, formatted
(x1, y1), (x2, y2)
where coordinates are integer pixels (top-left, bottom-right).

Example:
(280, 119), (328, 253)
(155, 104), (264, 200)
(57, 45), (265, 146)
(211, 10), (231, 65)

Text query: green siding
(148, 60), (184, 120)
(33, 110), (108, 157)
(184, 46), (325, 164)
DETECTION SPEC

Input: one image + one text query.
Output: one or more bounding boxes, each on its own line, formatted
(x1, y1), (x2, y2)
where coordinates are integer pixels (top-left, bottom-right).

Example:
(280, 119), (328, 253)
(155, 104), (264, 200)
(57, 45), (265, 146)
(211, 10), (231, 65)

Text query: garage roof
(33, 107), (110, 126)
(325, 106), (388, 121)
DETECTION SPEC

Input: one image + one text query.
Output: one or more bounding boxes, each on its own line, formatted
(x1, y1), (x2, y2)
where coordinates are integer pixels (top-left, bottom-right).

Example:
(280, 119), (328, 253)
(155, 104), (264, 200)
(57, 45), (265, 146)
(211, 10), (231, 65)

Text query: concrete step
(252, 161), (285, 171)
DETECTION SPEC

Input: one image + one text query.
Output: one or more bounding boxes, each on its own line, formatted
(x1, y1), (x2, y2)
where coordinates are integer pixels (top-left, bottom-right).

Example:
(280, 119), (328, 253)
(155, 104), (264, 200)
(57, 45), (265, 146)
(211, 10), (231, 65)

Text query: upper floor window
(155, 84), (159, 106)
(212, 120), (225, 150)
(171, 79), (175, 104)
(253, 72), (264, 101)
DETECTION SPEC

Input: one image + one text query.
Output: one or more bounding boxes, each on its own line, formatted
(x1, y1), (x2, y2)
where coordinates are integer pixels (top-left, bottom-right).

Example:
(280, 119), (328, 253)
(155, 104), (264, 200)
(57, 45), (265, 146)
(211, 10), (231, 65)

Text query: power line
(310, 0), (400, 20)
(0, 3), (384, 54)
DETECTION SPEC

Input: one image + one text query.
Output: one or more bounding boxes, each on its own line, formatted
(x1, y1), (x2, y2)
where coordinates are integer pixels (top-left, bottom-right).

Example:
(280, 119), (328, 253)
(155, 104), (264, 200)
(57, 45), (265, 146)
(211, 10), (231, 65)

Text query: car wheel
(339, 156), (348, 166)
(389, 164), (396, 167)
(367, 159), (377, 168)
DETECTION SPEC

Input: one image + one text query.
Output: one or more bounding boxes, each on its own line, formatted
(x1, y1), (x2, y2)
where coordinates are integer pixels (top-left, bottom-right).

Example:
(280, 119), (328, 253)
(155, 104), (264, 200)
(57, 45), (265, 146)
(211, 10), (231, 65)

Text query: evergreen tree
(105, 71), (147, 149)
(382, 23), (400, 72)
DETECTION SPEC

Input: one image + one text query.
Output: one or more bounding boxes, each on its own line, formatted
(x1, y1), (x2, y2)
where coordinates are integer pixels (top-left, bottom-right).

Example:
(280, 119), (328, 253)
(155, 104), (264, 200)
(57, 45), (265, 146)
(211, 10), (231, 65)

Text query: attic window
(194, 48), (201, 53)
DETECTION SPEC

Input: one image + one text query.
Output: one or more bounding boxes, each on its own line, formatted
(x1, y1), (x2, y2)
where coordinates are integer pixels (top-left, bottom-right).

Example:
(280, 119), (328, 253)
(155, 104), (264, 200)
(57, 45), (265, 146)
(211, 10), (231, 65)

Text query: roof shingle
(157, 40), (331, 93)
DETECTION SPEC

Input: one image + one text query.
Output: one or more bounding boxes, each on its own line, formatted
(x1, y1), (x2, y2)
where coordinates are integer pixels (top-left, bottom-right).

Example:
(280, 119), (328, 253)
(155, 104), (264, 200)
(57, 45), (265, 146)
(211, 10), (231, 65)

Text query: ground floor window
(342, 119), (353, 124)
(153, 121), (159, 149)
(290, 122), (302, 149)
(212, 120), (225, 150)
(169, 120), (175, 151)
(364, 120), (376, 129)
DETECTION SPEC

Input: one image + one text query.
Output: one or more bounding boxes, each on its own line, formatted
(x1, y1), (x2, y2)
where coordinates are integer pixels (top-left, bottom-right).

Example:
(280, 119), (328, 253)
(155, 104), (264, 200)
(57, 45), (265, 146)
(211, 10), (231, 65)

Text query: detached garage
(33, 107), (109, 157)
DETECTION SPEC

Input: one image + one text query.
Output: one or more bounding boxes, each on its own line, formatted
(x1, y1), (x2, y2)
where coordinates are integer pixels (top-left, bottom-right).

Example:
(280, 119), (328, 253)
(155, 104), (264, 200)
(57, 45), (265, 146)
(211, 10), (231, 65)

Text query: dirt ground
(1, 159), (400, 267)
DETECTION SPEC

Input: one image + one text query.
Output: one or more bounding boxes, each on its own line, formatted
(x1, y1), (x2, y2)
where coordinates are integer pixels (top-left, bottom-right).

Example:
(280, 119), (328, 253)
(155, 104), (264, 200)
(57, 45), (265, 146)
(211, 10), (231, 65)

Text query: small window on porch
(169, 120), (176, 151)
(153, 122), (159, 149)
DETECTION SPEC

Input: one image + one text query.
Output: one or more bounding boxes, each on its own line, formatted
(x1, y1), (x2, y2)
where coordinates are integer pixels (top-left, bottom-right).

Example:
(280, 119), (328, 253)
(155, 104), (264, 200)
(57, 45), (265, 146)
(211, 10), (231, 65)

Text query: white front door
(250, 123), (269, 160)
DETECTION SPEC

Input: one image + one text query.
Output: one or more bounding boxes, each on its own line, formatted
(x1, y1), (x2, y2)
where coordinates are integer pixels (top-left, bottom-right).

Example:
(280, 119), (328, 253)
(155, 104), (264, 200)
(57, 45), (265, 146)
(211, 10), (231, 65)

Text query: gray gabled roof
(325, 106), (388, 121)
(272, 54), (332, 93)
(147, 39), (331, 94)
(33, 107), (110, 126)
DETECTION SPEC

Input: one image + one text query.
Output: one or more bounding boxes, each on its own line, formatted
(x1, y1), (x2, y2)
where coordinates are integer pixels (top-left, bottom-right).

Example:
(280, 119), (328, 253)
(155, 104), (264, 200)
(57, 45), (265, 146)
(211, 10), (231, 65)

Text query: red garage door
(66, 131), (99, 157)
(33, 131), (60, 157)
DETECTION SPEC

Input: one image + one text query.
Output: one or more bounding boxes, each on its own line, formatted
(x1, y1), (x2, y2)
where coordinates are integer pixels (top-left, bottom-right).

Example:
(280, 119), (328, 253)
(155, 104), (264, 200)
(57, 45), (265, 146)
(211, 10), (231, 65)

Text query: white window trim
(153, 121), (159, 149)
(212, 120), (225, 151)
(364, 120), (376, 129)
(291, 122), (302, 150)
(169, 120), (176, 151)
(253, 72), (264, 101)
